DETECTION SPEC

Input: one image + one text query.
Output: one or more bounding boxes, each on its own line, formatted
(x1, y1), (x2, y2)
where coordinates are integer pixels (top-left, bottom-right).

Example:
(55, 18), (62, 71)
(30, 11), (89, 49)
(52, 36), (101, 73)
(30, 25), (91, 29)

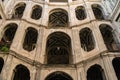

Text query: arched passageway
(0, 57), (4, 73)
(92, 4), (104, 20)
(0, 23), (18, 52)
(99, 24), (119, 51)
(79, 28), (95, 51)
(45, 71), (73, 80)
(87, 64), (106, 80)
(46, 32), (72, 64)
(75, 6), (86, 20)
(12, 3), (26, 19)
(49, 9), (68, 28)
(31, 5), (42, 20)
(112, 57), (120, 80)
(13, 64), (30, 80)
(23, 27), (38, 51)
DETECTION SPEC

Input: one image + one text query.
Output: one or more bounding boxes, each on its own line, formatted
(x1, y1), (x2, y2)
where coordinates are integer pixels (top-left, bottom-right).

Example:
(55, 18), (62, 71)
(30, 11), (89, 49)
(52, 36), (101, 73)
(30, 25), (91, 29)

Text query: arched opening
(75, 6), (86, 20)
(12, 3), (26, 19)
(13, 64), (30, 80)
(49, 9), (68, 28)
(31, 5), (42, 20)
(0, 57), (4, 73)
(45, 71), (73, 80)
(23, 27), (38, 51)
(0, 15), (2, 19)
(112, 57), (120, 80)
(99, 24), (119, 51)
(79, 28), (95, 52)
(87, 64), (106, 80)
(46, 32), (72, 64)
(0, 23), (18, 52)
(92, 4), (104, 20)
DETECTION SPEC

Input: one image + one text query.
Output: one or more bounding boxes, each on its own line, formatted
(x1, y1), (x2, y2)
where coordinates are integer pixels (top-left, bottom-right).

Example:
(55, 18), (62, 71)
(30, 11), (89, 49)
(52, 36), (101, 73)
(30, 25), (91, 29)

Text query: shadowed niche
(45, 71), (73, 80)
(79, 28), (95, 52)
(99, 24), (119, 52)
(112, 57), (120, 80)
(0, 57), (4, 73)
(0, 23), (18, 52)
(13, 64), (30, 80)
(92, 4), (105, 20)
(46, 32), (72, 64)
(49, 9), (68, 28)
(87, 64), (106, 80)
(12, 3), (26, 19)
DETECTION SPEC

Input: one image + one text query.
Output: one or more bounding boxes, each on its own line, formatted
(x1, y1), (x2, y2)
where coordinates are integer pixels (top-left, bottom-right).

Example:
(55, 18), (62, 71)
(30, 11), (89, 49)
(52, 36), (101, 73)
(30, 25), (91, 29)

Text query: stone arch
(31, 5), (42, 20)
(12, 2), (26, 19)
(48, 9), (68, 28)
(99, 24), (119, 51)
(87, 64), (106, 80)
(0, 57), (4, 73)
(75, 6), (86, 20)
(0, 23), (18, 52)
(112, 57), (120, 80)
(92, 4), (105, 20)
(46, 31), (72, 64)
(13, 64), (30, 80)
(79, 27), (95, 52)
(23, 27), (38, 51)
(45, 71), (73, 80)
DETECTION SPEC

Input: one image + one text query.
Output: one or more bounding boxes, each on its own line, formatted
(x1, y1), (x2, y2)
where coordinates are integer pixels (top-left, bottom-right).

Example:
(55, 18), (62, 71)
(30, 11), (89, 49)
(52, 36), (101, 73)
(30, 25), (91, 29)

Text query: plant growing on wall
(0, 45), (9, 52)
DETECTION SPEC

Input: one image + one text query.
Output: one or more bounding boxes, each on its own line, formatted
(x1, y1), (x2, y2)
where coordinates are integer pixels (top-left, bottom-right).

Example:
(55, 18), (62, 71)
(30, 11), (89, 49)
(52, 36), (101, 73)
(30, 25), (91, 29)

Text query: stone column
(101, 54), (118, 80)
(86, 3), (95, 20)
(35, 27), (44, 64)
(35, 67), (41, 80)
(4, 0), (15, 18)
(30, 66), (37, 80)
(68, 5), (76, 26)
(76, 64), (87, 80)
(22, 1), (32, 20)
(72, 29), (82, 63)
(68, 0), (72, 4)
(11, 21), (25, 50)
(1, 55), (13, 80)
(41, 4), (48, 26)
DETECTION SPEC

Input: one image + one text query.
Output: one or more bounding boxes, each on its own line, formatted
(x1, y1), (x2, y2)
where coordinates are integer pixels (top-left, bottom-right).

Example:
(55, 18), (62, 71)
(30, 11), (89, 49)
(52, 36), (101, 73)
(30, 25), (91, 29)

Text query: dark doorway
(46, 32), (72, 64)
(0, 15), (2, 19)
(12, 3), (26, 19)
(99, 24), (119, 51)
(31, 5), (42, 20)
(92, 4), (104, 20)
(0, 23), (18, 52)
(23, 27), (38, 51)
(87, 64), (106, 80)
(75, 6), (86, 20)
(0, 57), (4, 73)
(45, 71), (73, 80)
(112, 57), (120, 80)
(79, 28), (95, 51)
(13, 64), (30, 80)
